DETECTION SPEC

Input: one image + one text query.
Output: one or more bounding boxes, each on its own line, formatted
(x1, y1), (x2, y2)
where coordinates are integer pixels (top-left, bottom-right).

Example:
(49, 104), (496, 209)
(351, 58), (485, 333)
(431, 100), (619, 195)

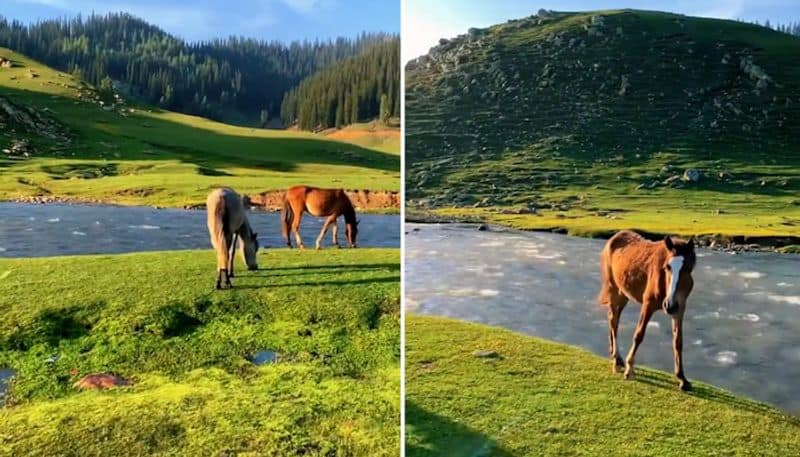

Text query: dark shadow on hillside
(0, 86), (399, 173)
(635, 368), (800, 425)
(406, 401), (517, 457)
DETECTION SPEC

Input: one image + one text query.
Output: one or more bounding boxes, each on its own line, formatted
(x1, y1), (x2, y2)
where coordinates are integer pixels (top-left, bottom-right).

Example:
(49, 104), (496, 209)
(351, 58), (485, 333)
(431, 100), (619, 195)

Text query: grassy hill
(406, 10), (800, 240)
(406, 315), (800, 456)
(0, 47), (399, 208)
(0, 249), (399, 455)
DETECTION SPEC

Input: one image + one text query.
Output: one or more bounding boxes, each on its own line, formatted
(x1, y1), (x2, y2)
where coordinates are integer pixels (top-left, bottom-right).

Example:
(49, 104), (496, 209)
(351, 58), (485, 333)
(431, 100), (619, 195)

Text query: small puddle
(250, 350), (279, 365)
(0, 368), (16, 402)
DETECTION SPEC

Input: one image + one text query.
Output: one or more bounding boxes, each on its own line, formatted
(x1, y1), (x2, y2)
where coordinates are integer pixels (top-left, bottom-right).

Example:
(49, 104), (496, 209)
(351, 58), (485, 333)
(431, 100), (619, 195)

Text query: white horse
(206, 188), (259, 289)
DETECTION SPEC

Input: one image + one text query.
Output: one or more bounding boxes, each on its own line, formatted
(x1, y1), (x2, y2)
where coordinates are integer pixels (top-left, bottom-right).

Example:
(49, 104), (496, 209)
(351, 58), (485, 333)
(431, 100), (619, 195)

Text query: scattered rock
(682, 169), (701, 182)
(473, 349), (499, 358)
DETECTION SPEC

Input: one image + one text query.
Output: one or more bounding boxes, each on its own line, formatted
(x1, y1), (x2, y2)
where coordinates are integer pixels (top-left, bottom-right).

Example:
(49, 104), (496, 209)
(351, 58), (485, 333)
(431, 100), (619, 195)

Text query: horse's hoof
(624, 369), (634, 380)
(612, 364), (623, 374)
(679, 380), (693, 392)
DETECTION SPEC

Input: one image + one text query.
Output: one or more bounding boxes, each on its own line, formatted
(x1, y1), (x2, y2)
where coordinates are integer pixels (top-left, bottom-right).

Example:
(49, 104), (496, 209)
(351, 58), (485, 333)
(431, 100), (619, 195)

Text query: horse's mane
(669, 238), (697, 271)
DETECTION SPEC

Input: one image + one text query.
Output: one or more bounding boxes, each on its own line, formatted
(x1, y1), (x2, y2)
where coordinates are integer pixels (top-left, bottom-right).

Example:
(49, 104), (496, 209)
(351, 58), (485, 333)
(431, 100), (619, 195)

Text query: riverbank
(0, 248), (400, 455)
(406, 208), (800, 253)
(406, 315), (800, 456)
(8, 189), (401, 214)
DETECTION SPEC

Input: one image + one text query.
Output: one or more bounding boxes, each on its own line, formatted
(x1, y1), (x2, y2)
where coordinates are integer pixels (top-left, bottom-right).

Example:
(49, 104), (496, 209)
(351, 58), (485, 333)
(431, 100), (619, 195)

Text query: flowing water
(406, 223), (800, 414)
(0, 203), (400, 258)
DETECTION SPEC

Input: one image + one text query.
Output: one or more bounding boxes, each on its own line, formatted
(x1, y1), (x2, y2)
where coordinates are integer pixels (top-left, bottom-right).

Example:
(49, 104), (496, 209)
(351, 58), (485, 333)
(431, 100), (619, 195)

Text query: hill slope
(281, 38), (400, 130)
(407, 315), (800, 456)
(0, 13), (391, 125)
(0, 47), (399, 208)
(406, 10), (800, 240)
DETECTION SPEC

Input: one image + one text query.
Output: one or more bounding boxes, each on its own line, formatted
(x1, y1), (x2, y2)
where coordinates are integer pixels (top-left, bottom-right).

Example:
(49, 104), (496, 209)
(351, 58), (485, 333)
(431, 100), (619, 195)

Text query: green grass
(0, 248), (399, 456)
(406, 315), (800, 456)
(0, 48), (400, 208)
(405, 10), (800, 238)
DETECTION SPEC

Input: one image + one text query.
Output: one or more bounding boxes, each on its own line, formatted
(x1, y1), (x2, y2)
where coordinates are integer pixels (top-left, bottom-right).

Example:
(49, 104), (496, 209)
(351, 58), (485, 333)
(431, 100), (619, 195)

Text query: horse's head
(242, 231), (259, 270)
(661, 235), (696, 315)
(346, 218), (359, 248)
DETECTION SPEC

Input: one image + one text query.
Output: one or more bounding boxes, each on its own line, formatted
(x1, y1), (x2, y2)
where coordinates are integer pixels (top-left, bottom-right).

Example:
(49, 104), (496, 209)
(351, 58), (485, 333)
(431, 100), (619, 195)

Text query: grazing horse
(281, 185), (359, 249)
(597, 230), (696, 391)
(206, 188), (259, 289)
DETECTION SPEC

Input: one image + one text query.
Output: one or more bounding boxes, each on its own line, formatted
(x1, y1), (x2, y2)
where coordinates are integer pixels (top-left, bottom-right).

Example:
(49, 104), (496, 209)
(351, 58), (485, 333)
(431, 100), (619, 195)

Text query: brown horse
(598, 230), (696, 391)
(281, 185), (359, 249)
(206, 188), (259, 289)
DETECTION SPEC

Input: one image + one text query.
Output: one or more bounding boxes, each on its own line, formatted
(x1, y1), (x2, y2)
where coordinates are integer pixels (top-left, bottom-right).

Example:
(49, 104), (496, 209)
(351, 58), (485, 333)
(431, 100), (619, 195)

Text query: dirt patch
(114, 187), (164, 197)
(246, 189), (400, 212)
(73, 373), (133, 390)
(325, 129), (400, 142)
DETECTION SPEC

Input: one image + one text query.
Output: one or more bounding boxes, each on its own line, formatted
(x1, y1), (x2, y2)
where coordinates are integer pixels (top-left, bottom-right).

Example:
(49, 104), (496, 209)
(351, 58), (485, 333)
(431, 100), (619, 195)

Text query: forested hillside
(280, 37), (400, 130)
(0, 13), (395, 126)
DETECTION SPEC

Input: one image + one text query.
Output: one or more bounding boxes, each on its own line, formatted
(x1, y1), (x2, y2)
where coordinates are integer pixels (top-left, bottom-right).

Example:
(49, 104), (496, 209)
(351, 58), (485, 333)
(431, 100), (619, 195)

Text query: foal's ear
(664, 235), (675, 251)
(252, 232), (258, 239)
(687, 237), (695, 250)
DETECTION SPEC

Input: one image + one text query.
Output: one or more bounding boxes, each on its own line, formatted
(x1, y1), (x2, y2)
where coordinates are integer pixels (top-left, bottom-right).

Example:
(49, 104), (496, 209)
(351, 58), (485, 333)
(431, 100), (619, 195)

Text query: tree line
(280, 37), (399, 130)
(0, 13), (397, 127)
(740, 18), (800, 37)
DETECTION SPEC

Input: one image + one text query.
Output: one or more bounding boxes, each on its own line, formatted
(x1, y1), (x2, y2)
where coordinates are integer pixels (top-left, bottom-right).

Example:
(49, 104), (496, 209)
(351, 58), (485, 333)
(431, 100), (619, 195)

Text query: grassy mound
(406, 315), (800, 456)
(405, 10), (800, 238)
(0, 48), (399, 208)
(0, 249), (399, 455)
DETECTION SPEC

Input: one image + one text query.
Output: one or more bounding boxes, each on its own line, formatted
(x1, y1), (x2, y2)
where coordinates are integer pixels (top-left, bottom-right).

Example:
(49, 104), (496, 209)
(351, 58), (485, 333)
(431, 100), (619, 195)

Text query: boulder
(682, 169), (701, 182)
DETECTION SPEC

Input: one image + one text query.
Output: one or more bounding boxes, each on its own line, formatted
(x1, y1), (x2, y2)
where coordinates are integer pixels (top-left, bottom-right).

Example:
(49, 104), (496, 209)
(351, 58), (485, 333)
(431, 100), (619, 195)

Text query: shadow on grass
(635, 368), (800, 424)
(231, 276), (398, 290)
(406, 401), (516, 457)
(254, 263), (400, 273)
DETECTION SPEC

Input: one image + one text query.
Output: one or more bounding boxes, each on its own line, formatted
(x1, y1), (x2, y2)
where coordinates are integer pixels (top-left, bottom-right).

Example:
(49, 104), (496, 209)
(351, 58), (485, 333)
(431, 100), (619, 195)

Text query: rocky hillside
(405, 10), (800, 220)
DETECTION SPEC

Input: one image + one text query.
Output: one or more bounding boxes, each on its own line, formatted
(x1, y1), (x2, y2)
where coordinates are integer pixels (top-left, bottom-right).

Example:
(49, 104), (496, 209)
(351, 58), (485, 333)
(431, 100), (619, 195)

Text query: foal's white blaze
(667, 255), (684, 301)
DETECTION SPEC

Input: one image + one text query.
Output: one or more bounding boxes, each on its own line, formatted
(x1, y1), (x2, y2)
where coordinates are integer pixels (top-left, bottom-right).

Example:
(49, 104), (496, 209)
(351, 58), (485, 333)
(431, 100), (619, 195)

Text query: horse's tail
(597, 238), (617, 307)
(281, 195), (293, 248)
(207, 190), (229, 271)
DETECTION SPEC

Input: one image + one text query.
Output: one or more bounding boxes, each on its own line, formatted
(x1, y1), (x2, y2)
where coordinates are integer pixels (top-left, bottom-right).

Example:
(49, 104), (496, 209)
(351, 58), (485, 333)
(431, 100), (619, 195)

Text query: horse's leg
(316, 215), (337, 250)
(624, 304), (655, 380)
(607, 295), (628, 373)
(671, 312), (691, 391)
(223, 231), (234, 288)
(214, 233), (229, 290)
(228, 233), (238, 278)
(292, 210), (305, 250)
(331, 218), (340, 248)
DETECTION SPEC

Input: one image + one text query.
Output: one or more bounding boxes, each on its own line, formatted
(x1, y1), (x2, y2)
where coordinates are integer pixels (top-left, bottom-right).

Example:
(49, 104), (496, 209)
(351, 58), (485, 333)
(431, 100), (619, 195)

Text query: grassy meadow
(406, 315), (800, 456)
(0, 47), (400, 208)
(0, 248), (400, 455)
